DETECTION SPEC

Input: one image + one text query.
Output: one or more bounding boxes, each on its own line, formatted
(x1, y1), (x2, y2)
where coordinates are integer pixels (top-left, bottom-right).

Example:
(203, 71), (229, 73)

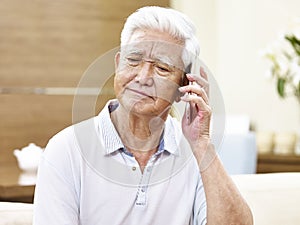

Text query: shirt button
(132, 166), (136, 171)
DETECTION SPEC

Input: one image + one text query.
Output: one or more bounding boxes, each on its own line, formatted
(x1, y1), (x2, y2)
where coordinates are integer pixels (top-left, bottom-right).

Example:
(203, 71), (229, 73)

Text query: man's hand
(179, 67), (211, 154)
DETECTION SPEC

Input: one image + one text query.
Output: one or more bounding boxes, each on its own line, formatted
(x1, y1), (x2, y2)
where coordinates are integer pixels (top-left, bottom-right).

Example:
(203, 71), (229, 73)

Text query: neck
(110, 105), (168, 152)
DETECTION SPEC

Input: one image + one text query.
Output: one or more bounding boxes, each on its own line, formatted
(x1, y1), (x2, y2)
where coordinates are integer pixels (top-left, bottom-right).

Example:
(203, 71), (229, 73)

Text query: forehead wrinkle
(123, 41), (153, 57)
(153, 55), (174, 66)
(150, 43), (182, 66)
(124, 41), (184, 68)
(124, 47), (144, 55)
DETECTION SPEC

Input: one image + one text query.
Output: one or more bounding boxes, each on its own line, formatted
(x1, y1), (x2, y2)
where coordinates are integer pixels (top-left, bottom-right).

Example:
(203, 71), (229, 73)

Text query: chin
(119, 93), (172, 116)
(129, 100), (157, 116)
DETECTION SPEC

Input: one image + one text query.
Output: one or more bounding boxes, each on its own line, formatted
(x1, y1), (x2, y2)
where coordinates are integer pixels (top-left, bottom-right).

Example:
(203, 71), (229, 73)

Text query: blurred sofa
(1, 172), (300, 225)
(218, 132), (257, 174)
(0, 201), (33, 225)
(216, 114), (257, 175)
(232, 172), (300, 225)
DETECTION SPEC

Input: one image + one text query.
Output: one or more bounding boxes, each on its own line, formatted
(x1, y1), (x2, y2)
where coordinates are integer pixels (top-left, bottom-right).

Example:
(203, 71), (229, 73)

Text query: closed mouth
(127, 88), (155, 99)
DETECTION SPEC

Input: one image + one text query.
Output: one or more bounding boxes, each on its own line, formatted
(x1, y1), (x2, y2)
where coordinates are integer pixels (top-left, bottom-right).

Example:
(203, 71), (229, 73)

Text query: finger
(186, 73), (209, 97)
(180, 93), (211, 114)
(186, 73), (208, 88)
(178, 85), (209, 105)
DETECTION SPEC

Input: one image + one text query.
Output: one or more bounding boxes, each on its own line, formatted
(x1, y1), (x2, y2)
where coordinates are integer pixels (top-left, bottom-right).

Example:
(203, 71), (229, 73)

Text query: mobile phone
(184, 60), (197, 123)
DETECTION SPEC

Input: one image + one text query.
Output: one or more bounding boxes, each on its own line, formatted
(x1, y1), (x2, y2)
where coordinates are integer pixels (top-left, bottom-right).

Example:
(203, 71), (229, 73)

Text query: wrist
(190, 136), (211, 152)
(191, 140), (217, 172)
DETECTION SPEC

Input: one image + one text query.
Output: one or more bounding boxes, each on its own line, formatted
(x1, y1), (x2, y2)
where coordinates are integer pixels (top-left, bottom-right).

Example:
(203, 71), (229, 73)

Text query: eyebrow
(125, 48), (144, 56)
(153, 55), (175, 66)
(123, 48), (180, 68)
(156, 56), (185, 72)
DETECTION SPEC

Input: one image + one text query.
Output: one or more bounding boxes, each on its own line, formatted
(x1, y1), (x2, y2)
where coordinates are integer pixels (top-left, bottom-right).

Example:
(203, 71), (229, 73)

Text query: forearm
(194, 142), (253, 225)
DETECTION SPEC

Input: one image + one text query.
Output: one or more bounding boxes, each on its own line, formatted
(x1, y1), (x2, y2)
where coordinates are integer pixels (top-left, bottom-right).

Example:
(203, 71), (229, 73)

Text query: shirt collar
(96, 99), (180, 156)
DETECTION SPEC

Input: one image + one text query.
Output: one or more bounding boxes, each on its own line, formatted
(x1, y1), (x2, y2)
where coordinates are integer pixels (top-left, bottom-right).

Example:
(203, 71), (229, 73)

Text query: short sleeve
(33, 128), (80, 225)
(192, 175), (207, 225)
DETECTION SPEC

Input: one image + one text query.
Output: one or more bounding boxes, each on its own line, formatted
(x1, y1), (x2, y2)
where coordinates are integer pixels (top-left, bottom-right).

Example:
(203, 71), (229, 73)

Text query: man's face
(114, 29), (185, 117)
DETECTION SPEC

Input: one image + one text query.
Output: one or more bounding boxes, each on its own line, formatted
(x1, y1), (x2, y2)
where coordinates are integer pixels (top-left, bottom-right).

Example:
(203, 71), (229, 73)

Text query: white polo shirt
(33, 100), (207, 225)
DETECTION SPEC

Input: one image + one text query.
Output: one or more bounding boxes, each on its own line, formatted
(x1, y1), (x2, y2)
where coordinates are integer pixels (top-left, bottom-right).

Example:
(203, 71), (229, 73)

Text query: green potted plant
(263, 31), (300, 104)
(262, 20), (300, 154)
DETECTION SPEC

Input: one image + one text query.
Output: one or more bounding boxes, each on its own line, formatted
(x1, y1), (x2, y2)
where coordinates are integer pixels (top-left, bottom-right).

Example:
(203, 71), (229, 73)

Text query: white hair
(120, 6), (200, 71)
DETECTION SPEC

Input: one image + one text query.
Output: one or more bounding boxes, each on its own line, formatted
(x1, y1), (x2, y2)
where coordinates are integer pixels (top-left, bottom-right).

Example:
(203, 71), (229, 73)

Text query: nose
(134, 62), (154, 86)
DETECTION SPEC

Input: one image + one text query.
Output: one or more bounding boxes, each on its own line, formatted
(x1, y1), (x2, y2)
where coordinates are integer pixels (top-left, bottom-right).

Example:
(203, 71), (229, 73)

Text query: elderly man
(34, 6), (253, 225)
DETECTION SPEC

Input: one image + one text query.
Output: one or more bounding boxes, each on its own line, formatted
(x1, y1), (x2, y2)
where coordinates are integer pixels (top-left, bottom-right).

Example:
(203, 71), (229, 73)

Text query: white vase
(274, 132), (297, 155)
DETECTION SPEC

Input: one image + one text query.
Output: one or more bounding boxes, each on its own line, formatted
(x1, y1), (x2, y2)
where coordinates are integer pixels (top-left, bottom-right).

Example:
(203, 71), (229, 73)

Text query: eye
(154, 62), (173, 75)
(126, 56), (142, 66)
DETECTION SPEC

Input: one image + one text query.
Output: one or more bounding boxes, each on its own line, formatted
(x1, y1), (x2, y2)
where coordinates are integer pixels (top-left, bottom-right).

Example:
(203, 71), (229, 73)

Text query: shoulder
(43, 117), (97, 162)
(49, 117), (96, 144)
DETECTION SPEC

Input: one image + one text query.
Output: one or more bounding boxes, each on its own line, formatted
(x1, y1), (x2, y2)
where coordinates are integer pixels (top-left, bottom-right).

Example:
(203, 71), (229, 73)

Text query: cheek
(113, 76), (121, 97)
(114, 70), (136, 95)
(155, 76), (182, 102)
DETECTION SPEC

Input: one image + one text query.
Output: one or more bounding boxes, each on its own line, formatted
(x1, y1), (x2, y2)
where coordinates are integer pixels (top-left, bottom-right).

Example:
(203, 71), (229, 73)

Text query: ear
(174, 93), (181, 102)
(174, 72), (188, 103)
(182, 73), (189, 86)
(115, 52), (120, 69)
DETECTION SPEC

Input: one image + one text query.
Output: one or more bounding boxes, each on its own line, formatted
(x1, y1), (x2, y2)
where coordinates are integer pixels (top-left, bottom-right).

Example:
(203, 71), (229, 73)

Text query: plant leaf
(285, 35), (300, 56)
(277, 78), (286, 98)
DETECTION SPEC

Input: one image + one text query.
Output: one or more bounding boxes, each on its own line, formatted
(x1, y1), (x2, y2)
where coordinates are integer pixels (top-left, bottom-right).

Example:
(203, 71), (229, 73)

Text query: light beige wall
(172, 0), (300, 133)
(171, 0), (217, 75)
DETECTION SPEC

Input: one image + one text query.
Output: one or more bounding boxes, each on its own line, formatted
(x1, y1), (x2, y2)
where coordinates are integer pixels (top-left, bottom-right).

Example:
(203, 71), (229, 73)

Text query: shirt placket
(135, 154), (159, 206)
